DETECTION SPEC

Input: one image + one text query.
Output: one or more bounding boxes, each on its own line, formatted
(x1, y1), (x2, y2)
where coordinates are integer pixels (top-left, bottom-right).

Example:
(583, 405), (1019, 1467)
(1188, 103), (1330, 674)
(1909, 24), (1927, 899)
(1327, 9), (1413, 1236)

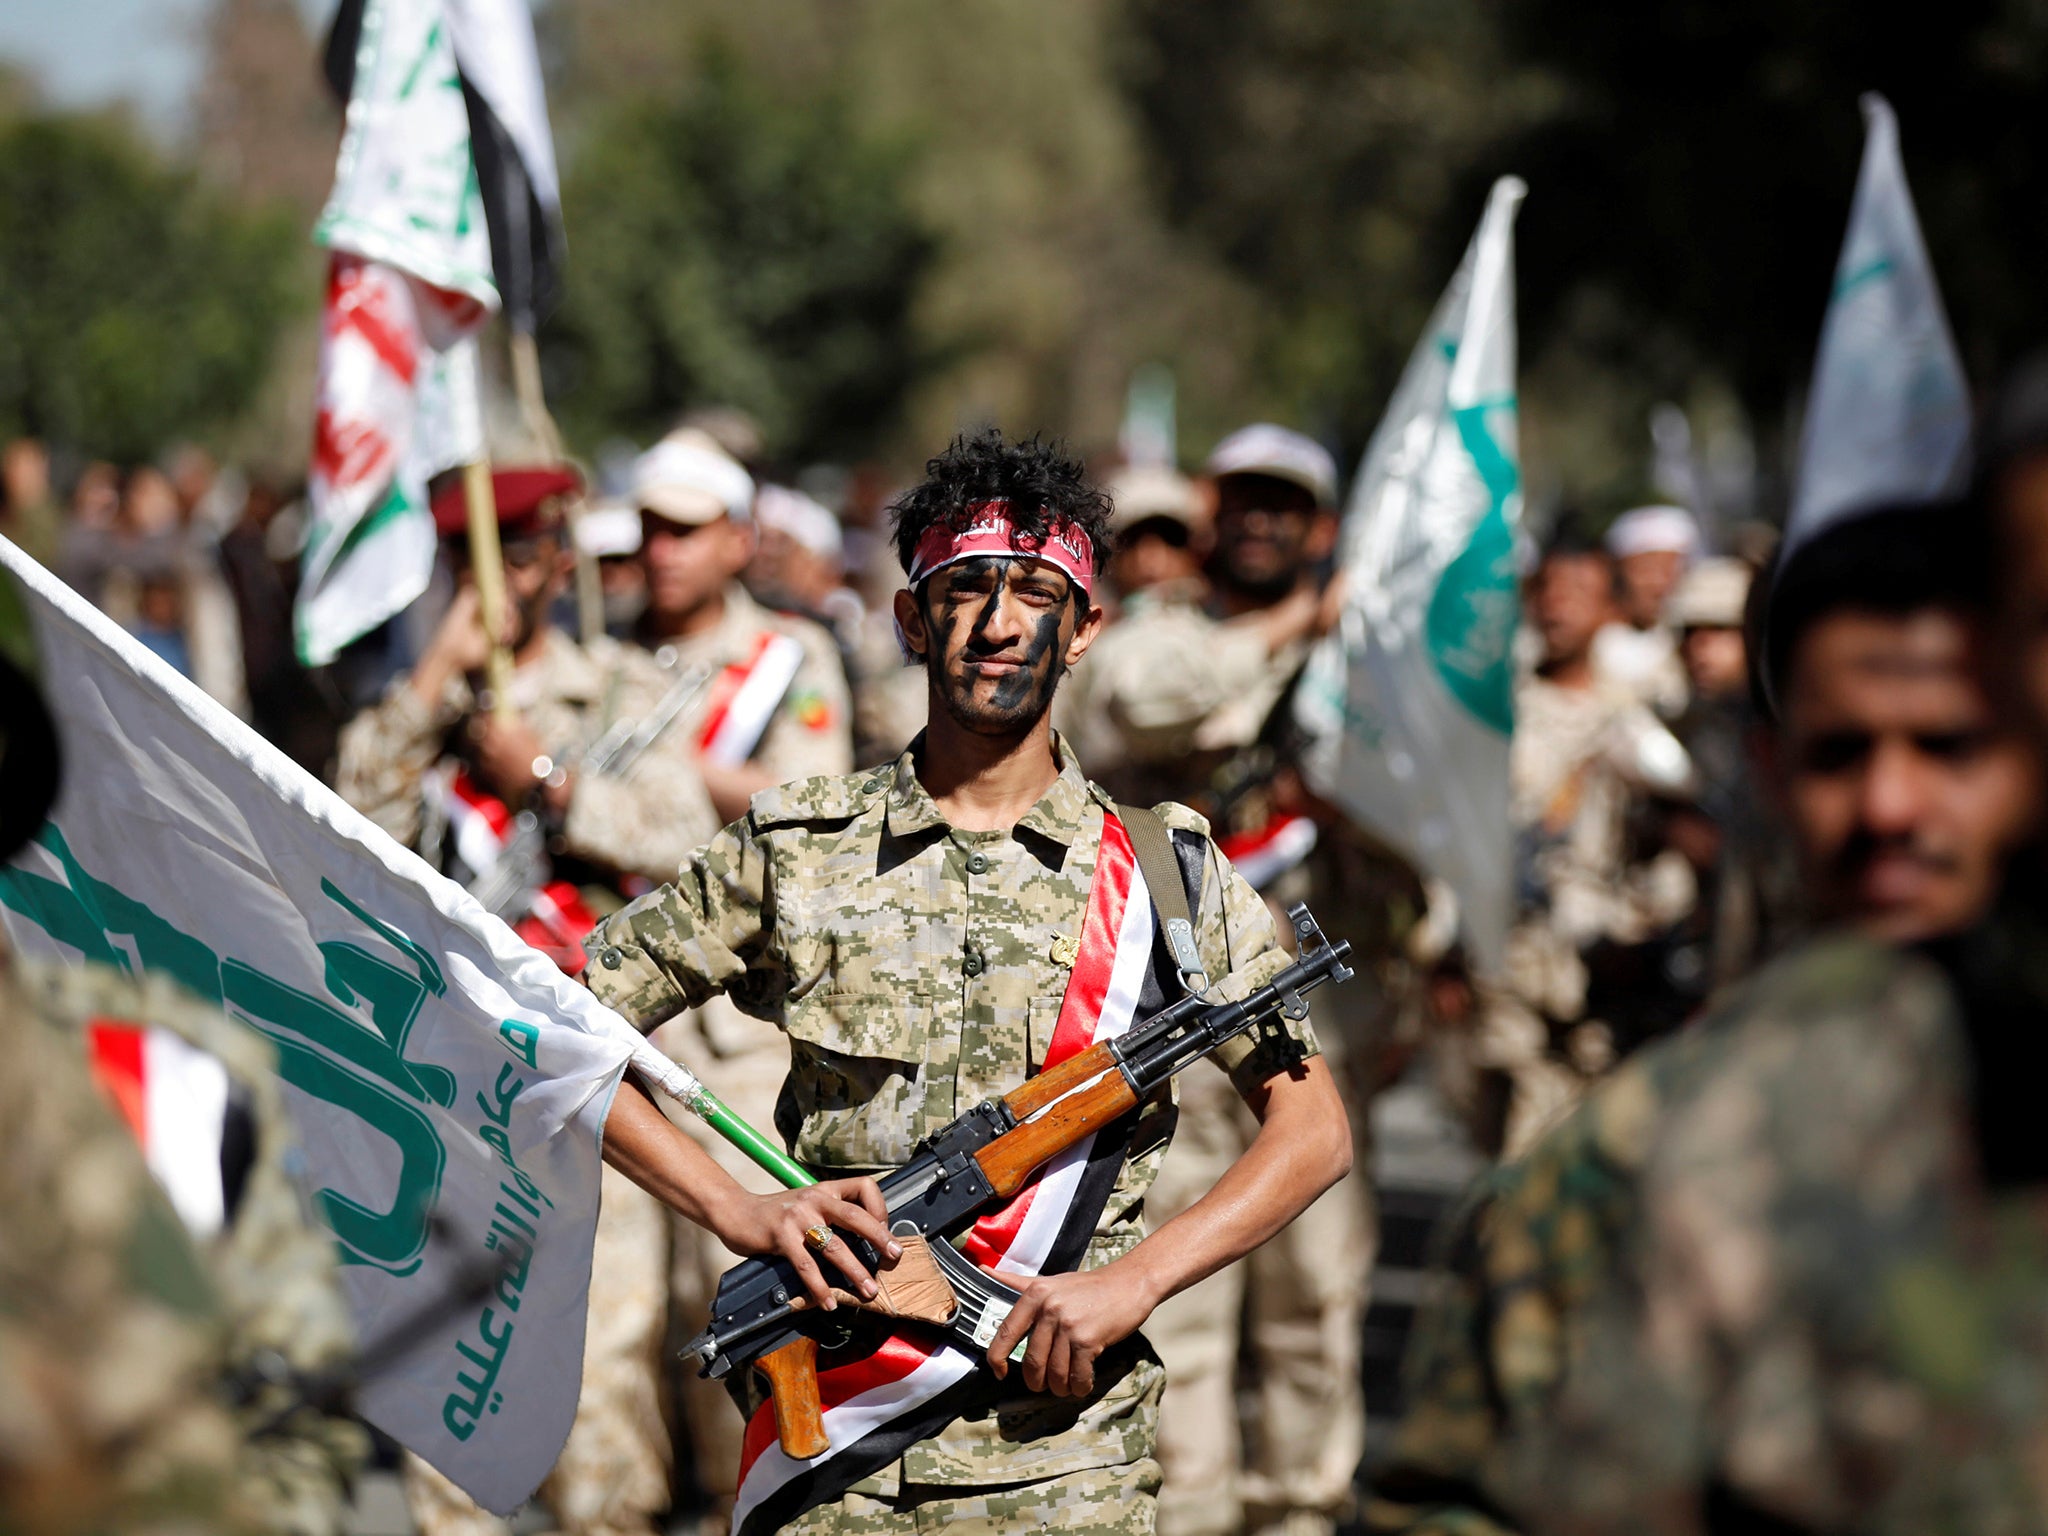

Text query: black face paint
(922, 556), (1079, 735)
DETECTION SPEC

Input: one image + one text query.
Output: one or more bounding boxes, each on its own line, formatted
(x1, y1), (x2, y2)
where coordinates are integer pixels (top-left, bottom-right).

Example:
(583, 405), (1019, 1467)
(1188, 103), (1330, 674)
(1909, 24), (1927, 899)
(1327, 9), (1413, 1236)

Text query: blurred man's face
(121, 467), (180, 536)
(895, 556), (1103, 737)
(1617, 548), (1685, 627)
(1681, 624), (1748, 700)
(641, 514), (751, 624)
(1531, 553), (1615, 667)
(3, 439), (49, 509)
(1212, 474), (1329, 600)
(494, 531), (571, 650)
(1109, 517), (1203, 597)
(1774, 608), (2036, 942)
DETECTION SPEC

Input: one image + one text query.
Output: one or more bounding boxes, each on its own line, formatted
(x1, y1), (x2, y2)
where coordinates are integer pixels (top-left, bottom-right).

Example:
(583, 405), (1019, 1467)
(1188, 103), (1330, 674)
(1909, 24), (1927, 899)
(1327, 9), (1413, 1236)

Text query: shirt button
(963, 950), (984, 977)
(861, 776), (887, 794)
(600, 947), (623, 970)
(965, 853), (989, 875)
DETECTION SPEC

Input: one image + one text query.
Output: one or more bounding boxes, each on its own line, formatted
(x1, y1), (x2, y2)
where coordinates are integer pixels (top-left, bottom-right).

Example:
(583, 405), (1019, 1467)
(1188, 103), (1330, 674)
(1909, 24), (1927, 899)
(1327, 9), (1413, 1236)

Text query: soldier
(1470, 536), (1698, 1159)
(0, 567), (362, 1536)
(1590, 505), (1698, 717)
(1019, 425), (1386, 1536)
(332, 466), (718, 1536)
(1364, 498), (2039, 1536)
(615, 429), (854, 1529)
(581, 426), (1353, 1536)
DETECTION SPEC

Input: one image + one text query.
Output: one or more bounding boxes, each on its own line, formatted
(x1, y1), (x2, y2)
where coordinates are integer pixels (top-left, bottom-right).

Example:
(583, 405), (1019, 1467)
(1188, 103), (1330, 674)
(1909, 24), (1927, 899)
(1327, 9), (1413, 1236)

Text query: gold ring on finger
(803, 1224), (834, 1252)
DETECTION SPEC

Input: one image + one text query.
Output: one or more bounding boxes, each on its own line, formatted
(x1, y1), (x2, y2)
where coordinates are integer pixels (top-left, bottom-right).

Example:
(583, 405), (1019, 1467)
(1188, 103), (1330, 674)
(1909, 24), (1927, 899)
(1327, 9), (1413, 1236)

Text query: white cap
(1605, 504), (1701, 560)
(575, 502), (643, 559)
(1204, 424), (1339, 507)
(1666, 557), (1751, 630)
(1107, 463), (1202, 533)
(755, 484), (844, 560)
(633, 429), (755, 526)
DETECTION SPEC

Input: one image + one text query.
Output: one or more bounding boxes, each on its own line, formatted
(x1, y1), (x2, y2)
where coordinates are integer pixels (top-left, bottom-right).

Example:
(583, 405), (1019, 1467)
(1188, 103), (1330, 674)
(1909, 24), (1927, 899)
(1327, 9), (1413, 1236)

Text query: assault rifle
(683, 904), (1352, 1459)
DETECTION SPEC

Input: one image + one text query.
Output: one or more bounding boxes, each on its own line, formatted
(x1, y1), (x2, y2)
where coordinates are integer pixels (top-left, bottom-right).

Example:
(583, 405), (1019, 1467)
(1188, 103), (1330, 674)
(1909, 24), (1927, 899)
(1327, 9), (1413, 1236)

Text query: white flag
(0, 537), (642, 1513)
(1787, 94), (1969, 552)
(1292, 177), (1526, 974)
(297, 0), (498, 666)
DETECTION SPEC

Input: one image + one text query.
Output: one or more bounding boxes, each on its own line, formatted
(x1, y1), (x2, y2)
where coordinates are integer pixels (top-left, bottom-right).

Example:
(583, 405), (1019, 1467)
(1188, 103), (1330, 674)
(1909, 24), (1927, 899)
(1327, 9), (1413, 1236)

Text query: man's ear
(1063, 601), (1107, 666)
(892, 588), (930, 664)
(1307, 510), (1340, 563)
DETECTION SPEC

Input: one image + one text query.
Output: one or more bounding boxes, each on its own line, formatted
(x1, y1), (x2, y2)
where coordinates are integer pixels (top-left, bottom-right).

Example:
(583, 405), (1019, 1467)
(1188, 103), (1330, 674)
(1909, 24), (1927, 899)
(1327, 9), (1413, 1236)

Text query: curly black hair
(888, 427), (1113, 580)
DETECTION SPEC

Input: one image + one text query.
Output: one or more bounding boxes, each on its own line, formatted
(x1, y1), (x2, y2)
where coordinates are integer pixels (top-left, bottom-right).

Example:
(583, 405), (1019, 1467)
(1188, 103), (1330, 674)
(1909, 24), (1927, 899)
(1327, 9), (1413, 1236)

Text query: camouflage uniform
(584, 734), (1313, 1531)
(1469, 676), (1695, 1160)
(336, 627), (713, 1536)
(1027, 590), (1379, 1536)
(1492, 915), (2048, 1535)
(623, 583), (853, 1522)
(0, 959), (285, 1536)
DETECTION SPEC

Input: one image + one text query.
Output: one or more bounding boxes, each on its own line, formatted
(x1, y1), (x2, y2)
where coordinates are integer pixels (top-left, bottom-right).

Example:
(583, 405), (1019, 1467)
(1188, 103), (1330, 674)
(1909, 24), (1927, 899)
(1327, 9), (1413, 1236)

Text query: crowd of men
(8, 364), (2048, 1536)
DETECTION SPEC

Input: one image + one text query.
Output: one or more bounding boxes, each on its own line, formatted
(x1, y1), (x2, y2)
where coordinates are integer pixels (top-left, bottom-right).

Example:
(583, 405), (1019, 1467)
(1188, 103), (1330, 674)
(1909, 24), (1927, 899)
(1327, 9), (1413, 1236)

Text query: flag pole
(462, 458), (516, 719)
(509, 330), (603, 645)
(623, 1040), (814, 1189)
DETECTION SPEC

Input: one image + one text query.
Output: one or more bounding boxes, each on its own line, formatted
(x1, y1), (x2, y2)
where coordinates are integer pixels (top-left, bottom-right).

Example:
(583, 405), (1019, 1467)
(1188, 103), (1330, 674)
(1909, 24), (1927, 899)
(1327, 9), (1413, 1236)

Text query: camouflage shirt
(22, 960), (368, 1536)
(1498, 910), (2048, 1536)
(0, 957), (251, 1535)
(584, 733), (1312, 1488)
(334, 626), (716, 885)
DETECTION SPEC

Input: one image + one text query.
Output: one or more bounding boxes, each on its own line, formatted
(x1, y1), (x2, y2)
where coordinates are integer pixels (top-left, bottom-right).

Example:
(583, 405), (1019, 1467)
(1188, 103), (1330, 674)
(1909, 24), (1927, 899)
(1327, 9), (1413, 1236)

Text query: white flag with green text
(1292, 177), (1526, 974)
(1787, 93), (1969, 553)
(1, 536), (640, 1513)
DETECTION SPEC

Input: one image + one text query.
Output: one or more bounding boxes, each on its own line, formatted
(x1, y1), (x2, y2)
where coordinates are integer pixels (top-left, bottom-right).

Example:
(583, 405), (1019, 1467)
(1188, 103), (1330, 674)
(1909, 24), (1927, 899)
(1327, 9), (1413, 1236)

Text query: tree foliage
(0, 114), (305, 463)
(544, 47), (940, 463)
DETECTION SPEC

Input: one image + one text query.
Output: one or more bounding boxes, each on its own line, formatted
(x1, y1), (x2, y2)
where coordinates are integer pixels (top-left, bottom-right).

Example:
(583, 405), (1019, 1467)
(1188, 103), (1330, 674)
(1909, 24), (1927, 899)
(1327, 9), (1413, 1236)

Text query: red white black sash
(429, 767), (599, 974)
(731, 810), (1177, 1536)
(1217, 812), (1318, 893)
(698, 631), (806, 766)
(85, 1019), (237, 1238)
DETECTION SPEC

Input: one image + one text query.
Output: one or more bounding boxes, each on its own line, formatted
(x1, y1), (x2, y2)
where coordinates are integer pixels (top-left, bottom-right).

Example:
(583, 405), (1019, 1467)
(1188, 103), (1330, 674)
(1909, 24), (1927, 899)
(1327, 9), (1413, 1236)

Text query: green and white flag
(296, 0), (498, 666)
(1786, 93), (1969, 554)
(1293, 177), (1526, 973)
(0, 535), (703, 1513)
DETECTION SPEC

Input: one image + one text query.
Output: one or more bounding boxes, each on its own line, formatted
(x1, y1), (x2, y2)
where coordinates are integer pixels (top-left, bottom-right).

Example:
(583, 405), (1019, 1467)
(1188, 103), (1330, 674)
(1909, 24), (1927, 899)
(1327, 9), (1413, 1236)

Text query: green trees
(544, 50), (939, 464)
(0, 114), (305, 463)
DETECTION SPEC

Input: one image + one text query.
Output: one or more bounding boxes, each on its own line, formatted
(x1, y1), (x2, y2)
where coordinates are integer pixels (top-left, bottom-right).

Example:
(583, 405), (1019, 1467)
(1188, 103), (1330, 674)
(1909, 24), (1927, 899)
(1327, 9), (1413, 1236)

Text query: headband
(905, 500), (1095, 597)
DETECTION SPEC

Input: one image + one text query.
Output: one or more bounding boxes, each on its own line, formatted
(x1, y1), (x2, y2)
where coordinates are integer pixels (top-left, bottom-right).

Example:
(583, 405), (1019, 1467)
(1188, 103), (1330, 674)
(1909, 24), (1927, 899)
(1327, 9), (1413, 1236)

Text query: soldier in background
(1088, 425), (1389, 1536)
(1366, 499), (2039, 1536)
(1590, 505), (1699, 717)
(614, 429), (854, 1531)
(333, 466), (717, 1536)
(1467, 536), (1697, 1159)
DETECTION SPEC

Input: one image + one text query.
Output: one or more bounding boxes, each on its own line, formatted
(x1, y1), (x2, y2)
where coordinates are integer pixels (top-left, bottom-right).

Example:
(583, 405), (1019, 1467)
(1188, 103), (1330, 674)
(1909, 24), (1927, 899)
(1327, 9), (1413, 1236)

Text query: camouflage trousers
(404, 1162), (673, 1536)
(1147, 1058), (1373, 1536)
(782, 1457), (1164, 1536)
(652, 1000), (794, 1527)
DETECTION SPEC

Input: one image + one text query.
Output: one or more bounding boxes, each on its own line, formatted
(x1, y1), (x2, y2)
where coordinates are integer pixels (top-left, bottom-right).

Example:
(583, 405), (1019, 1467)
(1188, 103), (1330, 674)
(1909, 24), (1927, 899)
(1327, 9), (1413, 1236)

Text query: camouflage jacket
(334, 626), (716, 885)
(1497, 912), (2048, 1535)
(23, 960), (368, 1536)
(584, 733), (1312, 1488)
(1364, 992), (1736, 1536)
(0, 959), (251, 1535)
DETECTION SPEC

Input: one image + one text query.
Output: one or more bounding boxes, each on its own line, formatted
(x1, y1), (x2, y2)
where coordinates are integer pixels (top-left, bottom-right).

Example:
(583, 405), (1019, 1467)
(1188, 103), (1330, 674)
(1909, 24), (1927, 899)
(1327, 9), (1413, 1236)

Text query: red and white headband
(905, 499), (1095, 597)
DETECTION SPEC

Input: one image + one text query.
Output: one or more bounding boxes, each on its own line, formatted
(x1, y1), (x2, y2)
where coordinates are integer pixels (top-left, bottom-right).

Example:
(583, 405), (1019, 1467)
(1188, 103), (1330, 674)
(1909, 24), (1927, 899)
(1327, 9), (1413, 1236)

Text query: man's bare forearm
(1118, 1054), (1352, 1308)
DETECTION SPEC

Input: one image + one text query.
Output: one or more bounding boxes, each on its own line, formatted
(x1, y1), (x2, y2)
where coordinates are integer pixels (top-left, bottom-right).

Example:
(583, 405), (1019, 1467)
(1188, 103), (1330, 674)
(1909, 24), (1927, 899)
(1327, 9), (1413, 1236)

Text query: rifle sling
(1117, 803), (1208, 995)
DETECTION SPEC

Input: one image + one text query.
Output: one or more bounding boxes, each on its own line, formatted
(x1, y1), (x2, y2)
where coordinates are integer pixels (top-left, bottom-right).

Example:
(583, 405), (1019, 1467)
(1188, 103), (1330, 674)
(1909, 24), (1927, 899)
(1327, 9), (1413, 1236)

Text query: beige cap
(633, 429), (755, 526)
(1107, 463), (1201, 534)
(1667, 557), (1752, 630)
(1204, 423), (1339, 507)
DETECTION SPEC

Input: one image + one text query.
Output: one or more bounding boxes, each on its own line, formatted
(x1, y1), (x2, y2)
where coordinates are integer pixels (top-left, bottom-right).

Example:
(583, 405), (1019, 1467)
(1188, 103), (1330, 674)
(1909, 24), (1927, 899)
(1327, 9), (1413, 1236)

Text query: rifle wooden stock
(974, 1041), (1139, 1198)
(755, 1336), (830, 1459)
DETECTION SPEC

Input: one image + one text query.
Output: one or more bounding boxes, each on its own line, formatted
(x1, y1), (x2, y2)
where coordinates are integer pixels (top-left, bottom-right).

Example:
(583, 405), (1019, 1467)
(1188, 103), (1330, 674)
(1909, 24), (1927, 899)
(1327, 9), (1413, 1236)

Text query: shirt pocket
(779, 989), (932, 1171)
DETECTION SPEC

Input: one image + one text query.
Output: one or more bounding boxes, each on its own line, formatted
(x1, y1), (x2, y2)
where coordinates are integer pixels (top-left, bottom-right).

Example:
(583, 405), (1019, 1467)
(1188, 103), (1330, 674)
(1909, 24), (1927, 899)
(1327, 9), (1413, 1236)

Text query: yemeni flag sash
(427, 766), (598, 973)
(698, 631), (807, 767)
(731, 808), (1186, 1536)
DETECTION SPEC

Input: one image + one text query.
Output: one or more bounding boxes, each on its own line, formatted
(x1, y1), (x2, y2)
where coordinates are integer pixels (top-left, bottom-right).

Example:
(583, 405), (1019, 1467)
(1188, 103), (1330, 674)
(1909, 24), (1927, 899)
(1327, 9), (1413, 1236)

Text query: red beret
(430, 465), (583, 540)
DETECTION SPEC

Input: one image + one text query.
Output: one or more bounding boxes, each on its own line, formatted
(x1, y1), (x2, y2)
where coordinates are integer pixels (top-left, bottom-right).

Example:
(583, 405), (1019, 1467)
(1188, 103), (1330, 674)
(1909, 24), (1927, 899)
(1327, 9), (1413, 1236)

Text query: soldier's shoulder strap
(1116, 802), (1208, 995)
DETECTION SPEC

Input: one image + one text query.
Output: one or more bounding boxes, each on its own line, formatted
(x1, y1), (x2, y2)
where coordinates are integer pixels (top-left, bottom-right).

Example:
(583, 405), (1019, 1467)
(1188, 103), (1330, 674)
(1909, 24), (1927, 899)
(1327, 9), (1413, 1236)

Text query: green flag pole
(627, 1042), (814, 1190)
